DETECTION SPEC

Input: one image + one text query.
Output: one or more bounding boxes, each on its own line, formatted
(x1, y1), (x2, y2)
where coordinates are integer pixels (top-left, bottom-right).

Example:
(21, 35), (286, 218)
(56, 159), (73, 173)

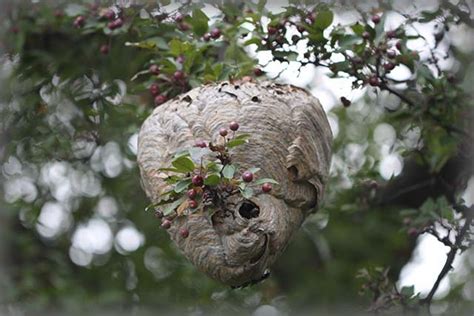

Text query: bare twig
(422, 205), (473, 306)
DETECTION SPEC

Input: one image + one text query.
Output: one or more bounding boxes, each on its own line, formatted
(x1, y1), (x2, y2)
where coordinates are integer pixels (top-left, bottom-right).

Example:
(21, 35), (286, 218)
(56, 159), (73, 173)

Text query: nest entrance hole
(239, 201), (260, 219)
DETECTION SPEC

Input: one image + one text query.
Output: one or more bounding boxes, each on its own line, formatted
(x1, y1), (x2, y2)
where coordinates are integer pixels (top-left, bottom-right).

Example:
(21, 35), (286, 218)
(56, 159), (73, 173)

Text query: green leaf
(204, 173), (221, 186)
(248, 167), (261, 174)
(207, 162), (223, 173)
(240, 187), (254, 199)
(254, 178), (279, 185)
(191, 9), (209, 37)
(172, 156), (195, 173)
(222, 165), (236, 179)
(227, 138), (247, 148)
(315, 10), (333, 30)
(257, 0), (267, 13)
(351, 23), (365, 36)
(234, 133), (251, 140)
(244, 37), (262, 46)
(401, 285), (415, 297)
(163, 196), (186, 216)
(158, 167), (188, 174)
(173, 150), (190, 158)
(174, 179), (191, 193)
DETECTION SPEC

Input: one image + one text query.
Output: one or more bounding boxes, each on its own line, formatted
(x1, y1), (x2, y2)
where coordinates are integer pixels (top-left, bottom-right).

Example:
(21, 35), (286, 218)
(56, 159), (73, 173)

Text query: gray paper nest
(137, 80), (332, 287)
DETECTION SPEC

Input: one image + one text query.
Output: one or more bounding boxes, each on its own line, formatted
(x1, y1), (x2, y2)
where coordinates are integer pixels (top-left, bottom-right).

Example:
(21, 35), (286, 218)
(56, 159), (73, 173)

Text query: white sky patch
(115, 225), (145, 254)
(36, 202), (71, 239)
(379, 154), (403, 179)
(398, 233), (451, 299)
(72, 218), (113, 256)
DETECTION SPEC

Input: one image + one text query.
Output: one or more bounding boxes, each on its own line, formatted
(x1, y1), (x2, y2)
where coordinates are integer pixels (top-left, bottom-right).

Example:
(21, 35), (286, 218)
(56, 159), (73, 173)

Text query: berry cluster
(146, 122), (278, 237)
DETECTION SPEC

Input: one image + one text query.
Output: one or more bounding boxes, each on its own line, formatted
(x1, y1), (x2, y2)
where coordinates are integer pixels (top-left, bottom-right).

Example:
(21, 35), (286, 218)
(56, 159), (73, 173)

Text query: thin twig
(422, 206), (473, 306)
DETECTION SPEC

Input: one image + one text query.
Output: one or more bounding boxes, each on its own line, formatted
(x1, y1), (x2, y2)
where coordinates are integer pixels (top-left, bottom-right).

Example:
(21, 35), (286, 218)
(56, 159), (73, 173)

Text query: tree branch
(422, 205), (473, 306)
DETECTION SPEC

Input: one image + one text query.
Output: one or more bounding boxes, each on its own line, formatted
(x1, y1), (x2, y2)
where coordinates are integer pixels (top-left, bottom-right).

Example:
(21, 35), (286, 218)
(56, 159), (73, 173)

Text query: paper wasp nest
(137, 80), (332, 287)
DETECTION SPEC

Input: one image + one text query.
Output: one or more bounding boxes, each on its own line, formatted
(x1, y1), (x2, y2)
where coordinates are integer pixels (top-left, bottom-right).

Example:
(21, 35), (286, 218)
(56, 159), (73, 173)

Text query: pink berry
(179, 227), (189, 238)
(371, 15), (381, 24)
(187, 189), (197, 200)
(229, 121), (239, 131)
(100, 44), (109, 55)
(154, 95), (167, 106)
(194, 140), (207, 148)
(174, 13), (184, 23)
(188, 200), (198, 209)
(242, 171), (253, 182)
(368, 76), (380, 87)
(173, 70), (185, 81)
(161, 219), (171, 229)
(192, 175), (204, 186)
(149, 64), (160, 75)
(210, 28), (221, 39)
(262, 183), (272, 193)
(219, 128), (228, 137)
(203, 33), (211, 42)
(74, 16), (85, 28)
(268, 26), (278, 35)
(387, 50), (396, 59)
(253, 68), (263, 76)
(150, 83), (160, 96)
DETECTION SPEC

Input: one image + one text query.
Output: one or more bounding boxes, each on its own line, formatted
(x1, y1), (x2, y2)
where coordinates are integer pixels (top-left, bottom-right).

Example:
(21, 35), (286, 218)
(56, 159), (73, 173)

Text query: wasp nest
(137, 80), (332, 287)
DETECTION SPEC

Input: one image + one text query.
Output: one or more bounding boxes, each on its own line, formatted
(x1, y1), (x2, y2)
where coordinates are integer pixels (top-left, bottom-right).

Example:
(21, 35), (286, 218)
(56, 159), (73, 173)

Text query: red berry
(368, 75), (380, 87)
(154, 95), (167, 106)
(115, 18), (124, 27)
(149, 64), (160, 75)
(149, 83), (160, 96)
(74, 15), (85, 28)
(396, 41), (402, 50)
(195, 140), (207, 148)
(108, 18), (123, 30)
(178, 22), (190, 31)
(340, 97), (351, 107)
(210, 28), (221, 39)
(187, 189), (197, 200)
(262, 183), (272, 193)
(253, 68), (263, 76)
(387, 50), (396, 59)
(371, 15), (381, 24)
(242, 171), (253, 182)
(103, 9), (115, 20)
(383, 62), (395, 71)
(188, 200), (198, 209)
(100, 44), (110, 55)
(229, 121), (239, 131)
(173, 70), (185, 81)
(177, 55), (185, 64)
(362, 31), (371, 40)
(192, 175), (204, 186)
(179, 227), (189, 238)
(386, 30), (397, 38)
(219, 128), (228, 137)
(408, 228), (418, 237)
(268, 26), (277, 35)
(297, 25), (305, 33)
(161, 219), (171, 229)
(203, 33), (211, 42)
(154, 210), (164, 219)
(174, 13), (184, 23)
